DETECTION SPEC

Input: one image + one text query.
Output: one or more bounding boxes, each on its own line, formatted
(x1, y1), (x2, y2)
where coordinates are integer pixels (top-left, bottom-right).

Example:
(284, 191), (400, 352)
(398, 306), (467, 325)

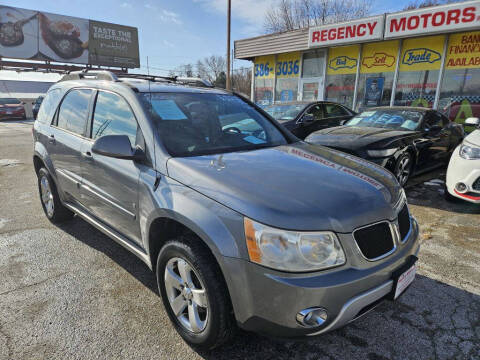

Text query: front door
(80, 90), (142, 244)
(299, 78), (324, 102)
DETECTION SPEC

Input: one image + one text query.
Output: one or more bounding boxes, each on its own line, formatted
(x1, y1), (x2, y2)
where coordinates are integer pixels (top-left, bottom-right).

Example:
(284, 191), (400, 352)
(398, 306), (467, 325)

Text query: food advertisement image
(0, 6), (38, 59)
(38, 12), (89, 63)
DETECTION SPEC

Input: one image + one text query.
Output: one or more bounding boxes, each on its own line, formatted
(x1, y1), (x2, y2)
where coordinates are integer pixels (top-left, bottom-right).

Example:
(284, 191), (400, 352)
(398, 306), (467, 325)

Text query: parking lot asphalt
(0, 120), (479, 360)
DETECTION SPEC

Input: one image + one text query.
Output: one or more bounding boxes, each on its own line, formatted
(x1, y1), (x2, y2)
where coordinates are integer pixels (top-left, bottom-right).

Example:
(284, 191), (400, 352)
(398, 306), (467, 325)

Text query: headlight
(459, 144), (480, 160)
(366, 148), (398, 157)
(244, 218), (346, 272)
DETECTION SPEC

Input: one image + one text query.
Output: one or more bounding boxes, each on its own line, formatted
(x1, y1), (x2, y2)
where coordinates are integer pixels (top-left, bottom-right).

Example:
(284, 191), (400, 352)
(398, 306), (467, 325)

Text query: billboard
(0, 5), (139, 68)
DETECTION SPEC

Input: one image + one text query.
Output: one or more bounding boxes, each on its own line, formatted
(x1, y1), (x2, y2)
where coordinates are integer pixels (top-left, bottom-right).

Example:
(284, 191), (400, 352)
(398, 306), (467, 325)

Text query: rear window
(57, 89), (92, 136)
(36, 90), (61, 124)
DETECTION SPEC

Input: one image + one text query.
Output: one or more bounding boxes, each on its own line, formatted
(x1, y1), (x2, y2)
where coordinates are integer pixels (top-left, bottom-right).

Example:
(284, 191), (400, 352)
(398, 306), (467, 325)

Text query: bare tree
(264, 0), (372, 33)
(196, 55), (226, 84)
(232, 67), (252, 97)
(403, 0), (460, 10)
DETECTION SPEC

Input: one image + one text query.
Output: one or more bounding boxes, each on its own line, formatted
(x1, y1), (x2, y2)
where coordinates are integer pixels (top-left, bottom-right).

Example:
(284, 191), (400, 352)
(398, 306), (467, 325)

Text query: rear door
(80, 90), (144, 244)
(45, 89), (93, 203)
(323, 103), (353, 127)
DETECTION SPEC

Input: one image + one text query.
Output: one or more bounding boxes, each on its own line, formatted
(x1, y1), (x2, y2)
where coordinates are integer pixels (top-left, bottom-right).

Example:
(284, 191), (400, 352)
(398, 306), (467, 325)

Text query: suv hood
(167, 143), (403, 233)
(306, 126), (417, 150)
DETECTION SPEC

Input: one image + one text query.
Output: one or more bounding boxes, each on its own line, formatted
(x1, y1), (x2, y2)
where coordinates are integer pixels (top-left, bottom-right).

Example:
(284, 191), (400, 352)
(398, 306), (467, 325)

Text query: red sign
(309, 15), (384, 48)
(385, 1), (480, 39)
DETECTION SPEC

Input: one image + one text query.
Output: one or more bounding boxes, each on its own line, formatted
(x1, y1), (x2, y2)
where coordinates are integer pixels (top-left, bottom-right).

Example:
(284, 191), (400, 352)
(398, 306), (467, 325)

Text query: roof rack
(59, 69), (214, 88)
(59, 70), (119, 82)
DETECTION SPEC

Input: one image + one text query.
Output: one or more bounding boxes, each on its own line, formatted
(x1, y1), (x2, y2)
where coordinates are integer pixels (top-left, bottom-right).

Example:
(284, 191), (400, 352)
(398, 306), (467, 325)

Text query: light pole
(226, 0), (231, 90)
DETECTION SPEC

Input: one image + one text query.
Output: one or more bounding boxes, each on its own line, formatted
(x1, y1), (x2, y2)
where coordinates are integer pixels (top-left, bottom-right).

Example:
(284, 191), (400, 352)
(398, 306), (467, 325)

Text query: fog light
(296, 307), (328, 327)
(455, 182), (467, 193)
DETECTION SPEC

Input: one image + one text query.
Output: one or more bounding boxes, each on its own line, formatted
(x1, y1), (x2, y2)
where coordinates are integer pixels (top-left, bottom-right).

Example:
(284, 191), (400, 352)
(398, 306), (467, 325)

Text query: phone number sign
(254, 53), (301, 79)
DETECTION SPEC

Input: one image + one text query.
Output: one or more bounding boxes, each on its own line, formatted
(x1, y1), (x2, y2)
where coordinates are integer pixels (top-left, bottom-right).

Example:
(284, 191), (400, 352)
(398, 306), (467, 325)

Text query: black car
(32, 96), (44, 119)
(305, 107), (464, 186)
(263, 101), (355, 139)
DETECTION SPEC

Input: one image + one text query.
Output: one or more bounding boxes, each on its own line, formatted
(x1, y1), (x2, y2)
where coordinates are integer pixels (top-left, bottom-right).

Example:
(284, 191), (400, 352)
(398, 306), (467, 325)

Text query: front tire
(37, 168), (74, 223)
(156, 236), (235, 350)
(394, 152), (412, 187)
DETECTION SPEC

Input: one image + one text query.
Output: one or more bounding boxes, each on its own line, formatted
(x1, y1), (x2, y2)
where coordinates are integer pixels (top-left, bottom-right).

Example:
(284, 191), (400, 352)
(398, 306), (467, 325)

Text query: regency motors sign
(309, 15), (384, 48)
(385, 1), (480, 39)
(0, 5), (139, 68)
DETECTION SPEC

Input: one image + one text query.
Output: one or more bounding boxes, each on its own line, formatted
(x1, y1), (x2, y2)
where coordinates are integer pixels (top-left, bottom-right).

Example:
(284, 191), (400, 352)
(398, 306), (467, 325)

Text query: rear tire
(156, 235), (235, 350)
(37, 168), (74, 223)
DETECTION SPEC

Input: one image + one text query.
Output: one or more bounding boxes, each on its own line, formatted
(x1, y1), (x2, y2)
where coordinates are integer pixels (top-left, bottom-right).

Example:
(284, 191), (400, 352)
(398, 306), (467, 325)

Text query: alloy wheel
(164, 257), (209, 333)
(40, 175), (54, 217)
(396, 156), (411, 187)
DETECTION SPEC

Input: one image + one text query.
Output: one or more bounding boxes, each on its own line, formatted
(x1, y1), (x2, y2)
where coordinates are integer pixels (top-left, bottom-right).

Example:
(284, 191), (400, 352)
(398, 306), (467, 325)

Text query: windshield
(0, 98), (21, 105)
(141, 92), (288, 157)
(263, 103), (308, 122)
(345, 109), (423, 131)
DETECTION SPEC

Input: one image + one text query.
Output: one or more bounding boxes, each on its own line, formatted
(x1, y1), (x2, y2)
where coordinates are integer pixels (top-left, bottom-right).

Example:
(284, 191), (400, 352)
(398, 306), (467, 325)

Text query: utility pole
(226, 0), (231, 90)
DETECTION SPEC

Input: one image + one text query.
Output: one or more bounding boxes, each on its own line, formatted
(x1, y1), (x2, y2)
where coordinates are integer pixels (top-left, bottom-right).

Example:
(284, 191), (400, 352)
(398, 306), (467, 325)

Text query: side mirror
(300, 113), (315, 125)
(92, 135), (144, 161)
(464, 117), (480, 127)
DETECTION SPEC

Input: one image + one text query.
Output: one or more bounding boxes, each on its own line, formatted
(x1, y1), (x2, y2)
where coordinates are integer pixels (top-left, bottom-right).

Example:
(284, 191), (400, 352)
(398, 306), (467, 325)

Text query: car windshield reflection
(264, 103), (308, 122)
(346, 109), (423, 131)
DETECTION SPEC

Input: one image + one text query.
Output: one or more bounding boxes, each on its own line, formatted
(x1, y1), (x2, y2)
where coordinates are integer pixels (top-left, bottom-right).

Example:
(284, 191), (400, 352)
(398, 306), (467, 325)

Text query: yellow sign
(327, 45), (360, 75)
(254, 55), (275, 79)
(276, 52), (301, 78)
(446, 31), (480, 69)
(399, 35), (445, 72)
(360, 40), (399, 73)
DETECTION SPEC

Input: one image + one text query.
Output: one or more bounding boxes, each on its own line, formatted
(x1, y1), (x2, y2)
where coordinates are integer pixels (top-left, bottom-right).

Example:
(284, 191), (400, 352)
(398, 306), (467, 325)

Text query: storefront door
(299, 78), (324, 101)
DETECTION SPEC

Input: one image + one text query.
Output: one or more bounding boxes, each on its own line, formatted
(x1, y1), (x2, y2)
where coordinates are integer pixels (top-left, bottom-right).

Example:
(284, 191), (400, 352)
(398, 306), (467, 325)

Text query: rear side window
(91, 91), (138, 146)
(36, 90), (60, 124)
(325, 104), (349, 117)
(57, 89), (92, 135)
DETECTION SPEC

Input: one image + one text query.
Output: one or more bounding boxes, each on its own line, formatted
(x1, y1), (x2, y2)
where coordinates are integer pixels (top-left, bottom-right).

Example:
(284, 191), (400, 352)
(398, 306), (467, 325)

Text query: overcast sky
(1, 0), (406, 81)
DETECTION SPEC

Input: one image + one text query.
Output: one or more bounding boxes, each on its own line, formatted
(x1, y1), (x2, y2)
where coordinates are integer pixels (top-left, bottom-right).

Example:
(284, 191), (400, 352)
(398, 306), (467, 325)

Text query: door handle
(82, 151), (92, 158)
(48, 134), (55, 144)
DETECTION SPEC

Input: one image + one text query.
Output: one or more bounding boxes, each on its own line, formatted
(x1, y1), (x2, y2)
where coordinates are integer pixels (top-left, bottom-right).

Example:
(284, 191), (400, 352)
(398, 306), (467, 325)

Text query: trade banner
(399, 35), (445, 71)
(327, 45), (360, 75)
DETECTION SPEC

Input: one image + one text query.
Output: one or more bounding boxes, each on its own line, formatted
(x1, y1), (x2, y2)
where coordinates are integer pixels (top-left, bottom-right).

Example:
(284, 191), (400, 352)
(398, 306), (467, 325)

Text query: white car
(446, 117), (480, 203)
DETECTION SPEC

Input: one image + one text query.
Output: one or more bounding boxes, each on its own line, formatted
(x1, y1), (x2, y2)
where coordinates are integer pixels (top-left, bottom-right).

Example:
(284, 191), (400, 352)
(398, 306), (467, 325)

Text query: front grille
(354, 222), (395, 260)
(473, 177), (480, 191)
(397, 204), (411, 241)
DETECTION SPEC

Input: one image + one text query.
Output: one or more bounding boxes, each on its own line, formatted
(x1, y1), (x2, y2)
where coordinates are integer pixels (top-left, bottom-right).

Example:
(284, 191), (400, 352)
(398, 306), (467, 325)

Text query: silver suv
(33, 71), (420, 350)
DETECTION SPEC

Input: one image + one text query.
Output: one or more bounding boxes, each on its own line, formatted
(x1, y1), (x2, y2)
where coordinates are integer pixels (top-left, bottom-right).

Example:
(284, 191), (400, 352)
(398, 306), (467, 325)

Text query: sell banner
(276, 52), (301, 78)
(399, 35), (445, 71)
(254, 55), (275, 79)
(446, 31), (480, 69)
(360, 40), (399, 73)
(327, 45), (360, 75)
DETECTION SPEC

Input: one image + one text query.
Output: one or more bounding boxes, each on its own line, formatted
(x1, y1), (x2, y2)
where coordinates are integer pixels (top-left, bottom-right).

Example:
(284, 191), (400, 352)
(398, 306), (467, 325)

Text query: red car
(0, 98), (26, 120)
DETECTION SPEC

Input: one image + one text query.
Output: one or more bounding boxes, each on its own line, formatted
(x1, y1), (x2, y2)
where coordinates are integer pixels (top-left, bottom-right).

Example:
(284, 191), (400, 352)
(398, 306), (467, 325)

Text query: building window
(325, 45), (359, 108)
(394, 35), (445, 108)
(253, 55), (275, 106)
(355, 40), (399, 111)
(275, 52), (301, 102)
(302, 50), (325, 78)
(438, 31), (480, 125)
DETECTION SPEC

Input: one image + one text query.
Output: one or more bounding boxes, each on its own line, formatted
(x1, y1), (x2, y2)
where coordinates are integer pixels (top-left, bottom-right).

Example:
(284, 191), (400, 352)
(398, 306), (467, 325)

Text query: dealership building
(234, 0), (480, 122)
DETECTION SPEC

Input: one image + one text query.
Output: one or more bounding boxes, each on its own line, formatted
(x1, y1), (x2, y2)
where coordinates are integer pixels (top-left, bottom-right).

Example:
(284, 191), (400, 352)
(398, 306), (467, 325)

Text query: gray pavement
(0, 120), (479, 360)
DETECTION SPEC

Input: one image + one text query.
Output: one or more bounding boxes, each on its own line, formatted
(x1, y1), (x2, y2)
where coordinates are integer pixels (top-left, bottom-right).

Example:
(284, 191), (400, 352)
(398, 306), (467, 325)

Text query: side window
(425, 112), (442, 128)
(325, 104), (349, 117)
(92, 91), (138, 146)
(306, 105), (323, 120)
(57, 89), (92, 135)
(36, 89), (61, 124)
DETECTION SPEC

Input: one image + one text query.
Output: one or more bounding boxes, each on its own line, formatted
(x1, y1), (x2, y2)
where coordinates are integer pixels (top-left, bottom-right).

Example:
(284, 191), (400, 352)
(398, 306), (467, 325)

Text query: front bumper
(446, 146), (480, 203)
(221, 217), (420, 337)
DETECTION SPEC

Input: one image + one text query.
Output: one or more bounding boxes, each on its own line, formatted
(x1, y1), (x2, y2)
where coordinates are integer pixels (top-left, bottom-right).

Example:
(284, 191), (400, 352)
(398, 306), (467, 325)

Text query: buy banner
(360, 40), (399, 73)
(446, 31), (480, 69)
(399, 35), (445, 71)
(327, 45), (360, 75)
